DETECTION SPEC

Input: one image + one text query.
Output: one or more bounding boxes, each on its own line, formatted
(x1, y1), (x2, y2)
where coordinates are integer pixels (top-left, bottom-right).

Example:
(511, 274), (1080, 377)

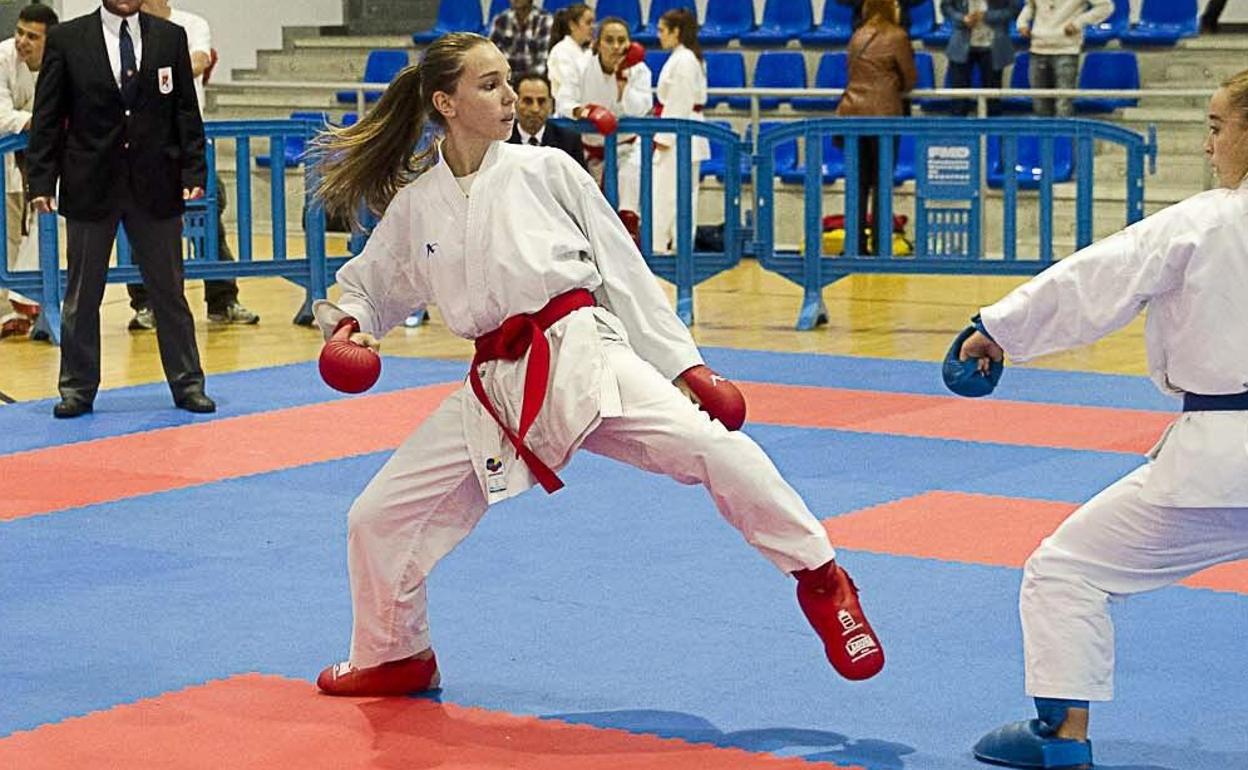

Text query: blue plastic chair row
(335, 49), (407, 105)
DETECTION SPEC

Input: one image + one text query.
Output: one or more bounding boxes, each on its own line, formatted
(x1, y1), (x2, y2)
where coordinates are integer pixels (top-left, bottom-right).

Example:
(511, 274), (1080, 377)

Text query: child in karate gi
(309, 32), (885, 696)
(960, 69), (1248, 769)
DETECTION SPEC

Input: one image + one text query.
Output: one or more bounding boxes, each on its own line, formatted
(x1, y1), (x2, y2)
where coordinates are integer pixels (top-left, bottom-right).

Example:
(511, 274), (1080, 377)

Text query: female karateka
(545, 3), (593, 98)
(651, 7), (709, 254)
(960, 69), (1248, 770)
(307, 32), (886, 697)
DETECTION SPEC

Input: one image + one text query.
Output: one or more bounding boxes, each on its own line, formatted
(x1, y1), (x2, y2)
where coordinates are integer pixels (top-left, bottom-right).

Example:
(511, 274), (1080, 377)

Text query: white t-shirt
(169, 8), (211, 113)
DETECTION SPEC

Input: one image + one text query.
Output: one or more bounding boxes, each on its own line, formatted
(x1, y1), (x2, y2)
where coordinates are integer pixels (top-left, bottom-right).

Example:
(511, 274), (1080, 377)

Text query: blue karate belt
(942, 324), (1003, 398)
(1183, 391), (1248, 412)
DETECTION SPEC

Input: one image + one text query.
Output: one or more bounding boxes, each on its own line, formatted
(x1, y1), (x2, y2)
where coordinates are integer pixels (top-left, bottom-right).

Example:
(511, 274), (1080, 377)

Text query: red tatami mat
(0, 674), (863, 770)
(0, 384), (458, 522)
(823, 491), (1248, 594)
(740, 383), (1174, 454)
(2, 382), (1174, 522)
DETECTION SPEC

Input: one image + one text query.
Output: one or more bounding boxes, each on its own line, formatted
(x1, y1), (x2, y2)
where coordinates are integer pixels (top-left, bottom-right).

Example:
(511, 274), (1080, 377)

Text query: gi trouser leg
(346, 388), (488, 668)
(1021, 464), (1248, 701)
(581, 339), (836, 573)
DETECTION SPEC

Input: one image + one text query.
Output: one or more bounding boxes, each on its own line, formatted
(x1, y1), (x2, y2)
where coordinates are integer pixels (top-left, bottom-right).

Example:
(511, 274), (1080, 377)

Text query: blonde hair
(1223, 68), (1248, 125)
(312, 33), (490, 227)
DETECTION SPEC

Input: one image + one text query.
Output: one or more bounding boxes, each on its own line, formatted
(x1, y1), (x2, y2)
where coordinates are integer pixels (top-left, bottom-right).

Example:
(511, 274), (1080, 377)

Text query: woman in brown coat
(836, 0), (917, 255)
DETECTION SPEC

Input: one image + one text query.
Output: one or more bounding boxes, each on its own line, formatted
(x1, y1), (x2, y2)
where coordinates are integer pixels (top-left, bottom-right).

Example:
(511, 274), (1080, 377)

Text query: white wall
(52, 0), (344, 83)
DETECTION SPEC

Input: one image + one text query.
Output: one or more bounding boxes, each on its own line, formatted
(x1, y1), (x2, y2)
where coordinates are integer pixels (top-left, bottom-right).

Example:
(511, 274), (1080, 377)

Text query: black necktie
(527, 136), (539, 146)
(119, 18), (138, 106)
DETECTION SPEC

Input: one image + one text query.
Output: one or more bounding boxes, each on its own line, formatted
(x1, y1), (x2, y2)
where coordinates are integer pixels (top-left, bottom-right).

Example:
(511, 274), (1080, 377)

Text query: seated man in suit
(507, 72), (585, 169)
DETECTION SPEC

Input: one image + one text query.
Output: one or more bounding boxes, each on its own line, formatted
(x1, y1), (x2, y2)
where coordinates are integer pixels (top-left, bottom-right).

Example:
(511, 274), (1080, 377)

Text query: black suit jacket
(27, 10), (206, 221)
(508, 120), (586, 169)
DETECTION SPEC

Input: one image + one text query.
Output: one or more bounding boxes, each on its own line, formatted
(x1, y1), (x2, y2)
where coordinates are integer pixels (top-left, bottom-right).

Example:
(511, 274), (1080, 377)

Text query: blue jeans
(1029, 53), (1079, 117)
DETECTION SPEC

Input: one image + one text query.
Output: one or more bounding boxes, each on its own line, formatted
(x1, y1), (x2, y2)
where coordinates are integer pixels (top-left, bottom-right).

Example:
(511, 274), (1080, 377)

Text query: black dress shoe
(175, 392), (216, 414)
(52, 398), (93, 419)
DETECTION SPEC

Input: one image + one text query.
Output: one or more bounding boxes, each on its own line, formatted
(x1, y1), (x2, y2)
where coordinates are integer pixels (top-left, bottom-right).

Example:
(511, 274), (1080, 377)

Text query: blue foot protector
(972, 720), (1093, 768)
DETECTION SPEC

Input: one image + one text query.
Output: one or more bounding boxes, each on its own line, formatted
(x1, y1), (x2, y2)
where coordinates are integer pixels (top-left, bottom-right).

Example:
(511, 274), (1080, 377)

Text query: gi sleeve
(0, 48), (31, 136)
(619, 63), (653, 118)
(979, 201), (1196, 362)
(312, 192), (431, 341)
(573, 175), (703, 378)
(555, 53), (587, 118)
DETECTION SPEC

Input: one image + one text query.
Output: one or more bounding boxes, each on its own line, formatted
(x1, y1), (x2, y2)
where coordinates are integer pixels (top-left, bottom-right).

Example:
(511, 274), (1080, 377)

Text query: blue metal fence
(0, 115), (1156, 343)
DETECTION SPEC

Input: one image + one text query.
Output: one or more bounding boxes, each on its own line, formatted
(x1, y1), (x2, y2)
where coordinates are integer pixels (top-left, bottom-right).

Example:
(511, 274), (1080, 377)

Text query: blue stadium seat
(644, 50), (671, 89)
(632, 0), (695, 44)
(336, 50), (408, 104)
(1122, 0), (1198, 45)
(704, 51), (748, 109)
(542, 0), (577, 14)
(1073, 51), (1139, 113)
(412, 0), (483, 43)
(779, 133), (844, 184)
(699, 0), (756, 45)
(754, 122), (802, 182)
(752, 51), (807, 110)
(1084, 0), (1129, 46)
(341, 112), (359, 126)
(799, 0), (853, 45)
(792, 52), (848, 111)
(699, 121), (735, 180)
(893, 135), (916, 184)
(741, 0), (814, 46)
(256, 112), (329, 169)
(1001, 51), (1032, 113)
(987, 136), (1074, 189)
(923, 18), (955, 47)
(595, 0), (643, 31)
(910, 51), (938, 111)
(908, 0), (936, 38)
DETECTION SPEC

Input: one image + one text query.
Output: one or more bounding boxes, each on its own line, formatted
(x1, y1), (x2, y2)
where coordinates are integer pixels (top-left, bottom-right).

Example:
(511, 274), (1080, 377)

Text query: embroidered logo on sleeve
(485, 456), (507, 493)
(426, 242), (438, 257)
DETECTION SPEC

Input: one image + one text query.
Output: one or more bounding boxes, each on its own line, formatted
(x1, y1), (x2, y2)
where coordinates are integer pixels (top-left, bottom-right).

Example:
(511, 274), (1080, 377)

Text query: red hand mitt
(319, 317), (381, 393)
(679, 364), (746, 430)
(584, 103), (619, 136)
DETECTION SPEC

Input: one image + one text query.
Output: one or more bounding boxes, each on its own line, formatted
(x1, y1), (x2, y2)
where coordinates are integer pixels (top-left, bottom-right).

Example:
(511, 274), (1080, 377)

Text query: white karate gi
(979, 179), (1248, 701)
(545, 36), (590, 106)
(313, 141), (835, 668)
(0, 37), (38, 304)
(652, 44), (709, 253)
(555, 53), (651, 213)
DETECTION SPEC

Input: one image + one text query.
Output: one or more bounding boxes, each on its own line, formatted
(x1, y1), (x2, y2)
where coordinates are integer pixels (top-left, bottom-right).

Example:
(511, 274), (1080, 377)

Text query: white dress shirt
(100, 5), (143, 89)
(517, 125), (545, 145)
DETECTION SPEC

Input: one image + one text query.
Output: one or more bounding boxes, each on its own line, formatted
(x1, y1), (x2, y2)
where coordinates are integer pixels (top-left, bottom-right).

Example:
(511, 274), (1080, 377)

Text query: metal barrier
(1, 110), (1160, 342)
(753, 116), (1157, 328)
(0, 118), (331, 343)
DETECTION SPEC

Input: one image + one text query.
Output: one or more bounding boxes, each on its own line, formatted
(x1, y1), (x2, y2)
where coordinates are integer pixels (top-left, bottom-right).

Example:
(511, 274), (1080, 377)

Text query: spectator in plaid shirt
(489, 0), (553, 80)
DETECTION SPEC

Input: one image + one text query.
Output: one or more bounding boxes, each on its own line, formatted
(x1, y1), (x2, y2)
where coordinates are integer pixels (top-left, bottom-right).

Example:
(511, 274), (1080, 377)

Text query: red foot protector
(316, 652), (440, 696)
(680, 364), (747, 430)
(319, 316), (381, 393)
(793, 562), (884, 681)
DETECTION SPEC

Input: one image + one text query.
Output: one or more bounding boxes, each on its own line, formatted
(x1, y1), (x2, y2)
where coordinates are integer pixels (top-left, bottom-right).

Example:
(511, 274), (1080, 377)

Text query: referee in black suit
(506, 72), (586, 168)
(27, 0), (214, 418)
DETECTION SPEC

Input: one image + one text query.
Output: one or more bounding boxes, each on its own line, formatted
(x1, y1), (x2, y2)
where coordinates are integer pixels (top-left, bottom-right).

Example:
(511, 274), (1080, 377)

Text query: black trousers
(949, 48), (1004, 117)
(60, 178), (205, 403)
(850, 136), (897, 256)
(126, 173), (237, 312)
(1202, 0), (1227, 24)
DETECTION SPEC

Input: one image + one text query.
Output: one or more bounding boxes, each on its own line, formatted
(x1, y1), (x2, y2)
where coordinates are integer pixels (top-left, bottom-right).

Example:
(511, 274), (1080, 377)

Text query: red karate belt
(469, 288), (596, 494)
(652, 103), (705, 118)
(583, 135), (638, 163)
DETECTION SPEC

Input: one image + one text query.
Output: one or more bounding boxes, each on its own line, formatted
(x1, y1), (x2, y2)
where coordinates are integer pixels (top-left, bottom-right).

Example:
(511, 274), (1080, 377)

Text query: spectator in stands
(1201, 0), (1228, 34)
(943, 0), (1023, 117)
(838, 0), (928, 31)
(489, 0), (553, 82)
(126, 0), (258, 331)
(507, 71), (586, 168)
(547, 3), (593, 99)
(652, 7), (708, 253)
(0, 3), (57, 340)
(28, 0), (215, 417)
(1016, 0), (1112, 117)
(556, 17), (651, 222)
(837, 0), (916, 256)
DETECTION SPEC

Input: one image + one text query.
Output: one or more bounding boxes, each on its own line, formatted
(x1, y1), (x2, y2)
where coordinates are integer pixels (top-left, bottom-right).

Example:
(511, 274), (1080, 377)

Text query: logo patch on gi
(158, 67), (173, 95)
(426, 242), (438, 257)
(485, 456), (507, 493)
